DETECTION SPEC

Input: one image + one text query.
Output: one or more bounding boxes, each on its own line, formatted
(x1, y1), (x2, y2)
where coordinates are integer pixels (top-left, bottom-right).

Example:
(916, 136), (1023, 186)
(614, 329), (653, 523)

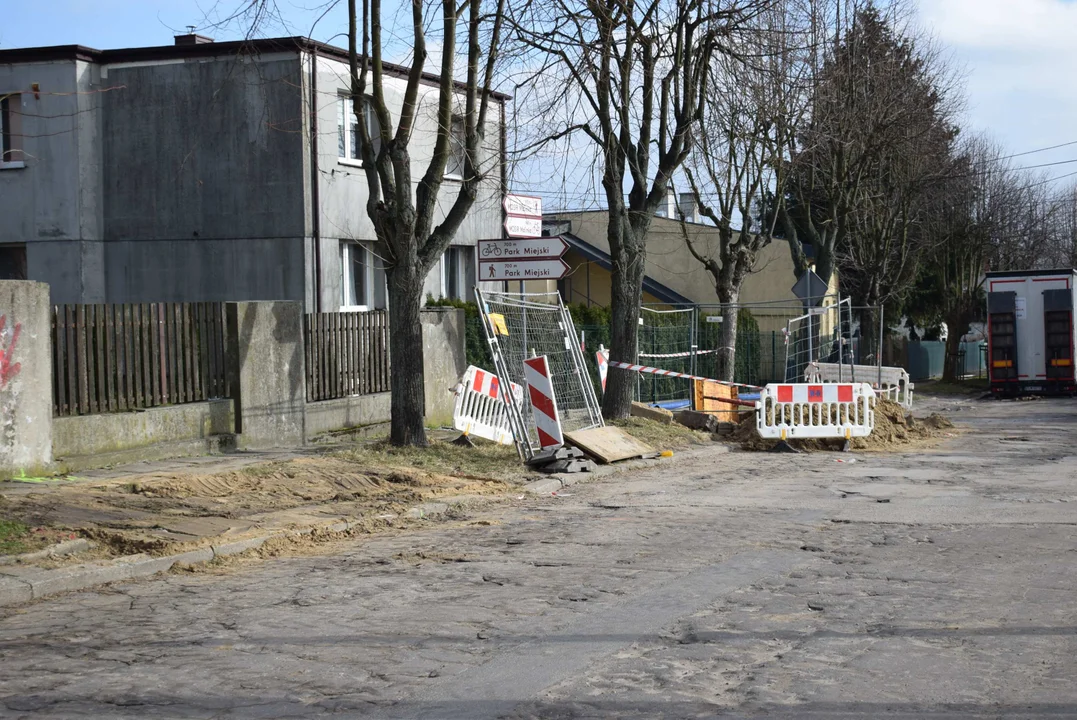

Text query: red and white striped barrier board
(607, 360), (762, 393)
(596, 345), (609, 393)
(452, 365), (524, 445)
(756, 383), (876, 440)
(523, 355), (564, 449)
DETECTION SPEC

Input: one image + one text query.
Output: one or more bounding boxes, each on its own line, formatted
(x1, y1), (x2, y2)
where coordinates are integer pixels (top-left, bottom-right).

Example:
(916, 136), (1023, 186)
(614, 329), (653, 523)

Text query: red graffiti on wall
(0, 315), (22, 390)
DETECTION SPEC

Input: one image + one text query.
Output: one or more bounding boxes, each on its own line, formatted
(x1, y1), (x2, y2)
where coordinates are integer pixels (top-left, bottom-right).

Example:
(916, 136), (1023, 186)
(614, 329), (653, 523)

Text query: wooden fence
(52, 303), (228, 417)
(304, 311), (390, 401)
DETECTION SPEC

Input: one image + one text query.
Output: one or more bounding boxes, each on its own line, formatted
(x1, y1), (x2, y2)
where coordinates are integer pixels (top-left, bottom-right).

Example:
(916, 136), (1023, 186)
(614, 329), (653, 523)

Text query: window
(442, 246), (474, 301)
(341, 242), (387, 310)
(341, 242), (370, 310)
(444, 115), (466, 179)
(0, 94), (25, 169)
(0, 244), (27, 280)
(337, 95), (380, 164)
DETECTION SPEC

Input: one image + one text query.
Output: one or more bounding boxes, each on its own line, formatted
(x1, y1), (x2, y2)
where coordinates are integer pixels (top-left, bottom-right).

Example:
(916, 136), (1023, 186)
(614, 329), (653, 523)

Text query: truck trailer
(985, 269), (1077, 396)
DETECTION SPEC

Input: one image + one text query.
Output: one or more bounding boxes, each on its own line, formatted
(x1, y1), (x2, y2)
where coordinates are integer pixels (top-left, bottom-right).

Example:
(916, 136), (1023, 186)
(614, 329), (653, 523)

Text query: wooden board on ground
(564, 426), (655, 464)
(692, 379), (740, 423)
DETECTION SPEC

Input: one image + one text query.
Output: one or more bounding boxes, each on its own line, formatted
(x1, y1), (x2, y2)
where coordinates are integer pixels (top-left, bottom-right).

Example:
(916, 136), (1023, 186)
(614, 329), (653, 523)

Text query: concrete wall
(0, 281), (52, 478)
(53, 399), (233, 461)
(305, 393), (391, 439)
(0, 60), (106, 304)
(101, 55), (307, 304)
(226, 301), (306, 449)
(420, 308), (467, 427)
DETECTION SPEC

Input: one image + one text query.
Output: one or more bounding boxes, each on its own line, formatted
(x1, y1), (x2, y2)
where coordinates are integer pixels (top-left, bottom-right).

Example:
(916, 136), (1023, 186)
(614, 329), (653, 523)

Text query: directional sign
(504, 214), (543, 238)
(504, 194), (542, 218)
(791, 269), (828, 306)
(478, 236), (568, 261)
(480, 259), (569, 281)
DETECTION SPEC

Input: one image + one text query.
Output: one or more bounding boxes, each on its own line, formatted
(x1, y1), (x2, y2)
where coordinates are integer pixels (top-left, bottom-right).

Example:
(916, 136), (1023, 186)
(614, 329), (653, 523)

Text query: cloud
(918, 0), (1077, 178)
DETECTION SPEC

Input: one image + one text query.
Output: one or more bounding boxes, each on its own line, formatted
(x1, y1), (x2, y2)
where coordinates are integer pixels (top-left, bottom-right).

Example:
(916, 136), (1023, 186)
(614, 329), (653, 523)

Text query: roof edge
(0, 37), (511, 101)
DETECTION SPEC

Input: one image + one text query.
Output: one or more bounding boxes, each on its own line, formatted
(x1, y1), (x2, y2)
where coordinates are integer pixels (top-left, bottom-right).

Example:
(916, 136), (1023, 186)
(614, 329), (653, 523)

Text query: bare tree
(678, 4), (796, 381)
(228, 0), (507, 446)
(512, 0), (767, 418)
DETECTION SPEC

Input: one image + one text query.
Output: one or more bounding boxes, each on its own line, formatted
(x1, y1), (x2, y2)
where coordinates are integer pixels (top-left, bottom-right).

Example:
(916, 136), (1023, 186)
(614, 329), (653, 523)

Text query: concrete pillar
(0, 281), (53, 478)
(421, 308), (467, 427)
(225, 302), (306, 449)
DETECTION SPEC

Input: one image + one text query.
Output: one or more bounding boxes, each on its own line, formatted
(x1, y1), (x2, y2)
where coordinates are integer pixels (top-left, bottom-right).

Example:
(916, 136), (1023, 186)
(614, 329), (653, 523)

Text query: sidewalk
(0, 435), (536, 605)
(0, 423), (704, 606)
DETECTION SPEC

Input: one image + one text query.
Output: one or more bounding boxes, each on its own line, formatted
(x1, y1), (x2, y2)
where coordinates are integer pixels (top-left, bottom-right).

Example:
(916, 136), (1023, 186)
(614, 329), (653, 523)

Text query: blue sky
(5, 0), (1077, 200)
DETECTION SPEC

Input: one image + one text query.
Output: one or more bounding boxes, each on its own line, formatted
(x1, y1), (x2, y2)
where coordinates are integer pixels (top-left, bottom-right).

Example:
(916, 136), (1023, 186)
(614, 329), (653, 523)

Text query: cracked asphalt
(3, 395), (1077, 719)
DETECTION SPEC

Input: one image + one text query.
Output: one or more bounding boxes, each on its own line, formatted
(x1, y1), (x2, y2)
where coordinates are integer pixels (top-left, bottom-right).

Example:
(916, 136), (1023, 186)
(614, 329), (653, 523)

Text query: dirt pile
(735, 399), (955, 452)
(2, 447), (520, 561)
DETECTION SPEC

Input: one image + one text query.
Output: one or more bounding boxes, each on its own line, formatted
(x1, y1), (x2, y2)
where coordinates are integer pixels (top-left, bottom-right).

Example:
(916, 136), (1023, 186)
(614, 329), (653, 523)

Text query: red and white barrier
(596, 345), (609, 393)
(756, 383), (875, 440)
(523, 355), (564, 449)
(452, 366), (524, 445)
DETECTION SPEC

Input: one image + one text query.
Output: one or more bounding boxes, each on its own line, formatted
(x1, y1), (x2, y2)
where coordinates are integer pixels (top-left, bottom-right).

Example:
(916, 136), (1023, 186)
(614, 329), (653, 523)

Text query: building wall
(552, 211), (811, 332)
(101, 54), (308, 304)
(0, 59), (107, 304)
(309, 54), (504, 311)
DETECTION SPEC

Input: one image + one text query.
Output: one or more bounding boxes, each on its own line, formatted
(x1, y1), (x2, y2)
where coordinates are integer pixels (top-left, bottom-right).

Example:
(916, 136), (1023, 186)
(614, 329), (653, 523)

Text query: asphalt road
(3, 395), (1077, 719)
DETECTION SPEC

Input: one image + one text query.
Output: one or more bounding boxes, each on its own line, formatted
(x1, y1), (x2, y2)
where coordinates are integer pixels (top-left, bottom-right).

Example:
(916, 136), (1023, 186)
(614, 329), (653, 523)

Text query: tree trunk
(386, 261), (428, 446)
(603, 229), (647, 420)
(941, 311), (969, 383)
(717, 290), (739, 382)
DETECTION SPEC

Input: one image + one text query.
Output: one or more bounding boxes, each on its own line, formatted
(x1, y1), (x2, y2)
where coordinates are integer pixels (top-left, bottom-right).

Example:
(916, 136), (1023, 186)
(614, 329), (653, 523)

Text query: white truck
(985, 269), (1077, 396)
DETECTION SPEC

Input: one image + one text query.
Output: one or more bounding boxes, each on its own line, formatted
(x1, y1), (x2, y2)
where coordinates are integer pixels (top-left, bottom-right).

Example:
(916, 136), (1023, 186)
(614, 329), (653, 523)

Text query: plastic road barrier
(805, 362), (914, 409)
(523, 355), (564, 449)
(452, 365), (524, 445)
(596, 345), (609, 393)
(756, 383), (876, 440)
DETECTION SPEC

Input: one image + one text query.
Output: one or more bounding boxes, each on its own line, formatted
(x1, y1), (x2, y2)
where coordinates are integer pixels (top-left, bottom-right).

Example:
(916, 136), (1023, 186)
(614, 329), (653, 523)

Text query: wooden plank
(153, 304), (164, 405)
(112, 305), (125, 411)
(124, 305), (136, 410)
(196, 303), (208, 400)
(95, 304), (107, 413)
(166, 303), (177, 404)
(133, 301), (146, 406)
(333, 312), (342, 399)
(302, 314), (311, 402)
(76, 305), (89, 415)
(52, 307), (66, 416)
(563, 426), (655, 464)
(103, 304), (114, 413)
(140, 304), (152, 407)
(347, 312), (356, 395)
(310, 314), (319, 401)
(205, 304), (218, 399)
(383, 312), (391, 392)
(183, 304), (194, 403)
(63, 305), (77, 414)
(87, 305), (99, 414)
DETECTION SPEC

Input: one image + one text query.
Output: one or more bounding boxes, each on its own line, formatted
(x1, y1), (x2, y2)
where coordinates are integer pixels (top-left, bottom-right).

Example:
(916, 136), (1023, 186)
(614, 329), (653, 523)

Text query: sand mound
(735, 399), (955, 452)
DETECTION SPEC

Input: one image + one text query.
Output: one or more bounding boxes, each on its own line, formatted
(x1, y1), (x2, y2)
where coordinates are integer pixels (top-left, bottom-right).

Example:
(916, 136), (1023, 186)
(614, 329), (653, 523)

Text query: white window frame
(441, 246), (473, 301)
(443, 114), (466, 181)
(0, 93), (25, 170)
(337, 95), (379, 168)
(341, 242), (375, 311)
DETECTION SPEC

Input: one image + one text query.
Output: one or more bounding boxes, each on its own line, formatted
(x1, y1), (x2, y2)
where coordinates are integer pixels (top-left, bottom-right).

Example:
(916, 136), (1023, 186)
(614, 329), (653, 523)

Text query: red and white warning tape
(607, 360), (762, 397)
(639, 348), (721, 359)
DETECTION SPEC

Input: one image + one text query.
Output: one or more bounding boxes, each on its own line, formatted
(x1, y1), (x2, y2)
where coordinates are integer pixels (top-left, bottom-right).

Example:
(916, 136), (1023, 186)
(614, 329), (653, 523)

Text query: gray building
(0, 35), (506, 309)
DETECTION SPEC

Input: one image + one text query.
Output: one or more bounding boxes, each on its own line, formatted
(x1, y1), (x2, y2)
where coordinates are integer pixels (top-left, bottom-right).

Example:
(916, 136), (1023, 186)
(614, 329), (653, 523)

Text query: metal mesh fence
(784, 299), (861, 382)
(637, 307), (696, 405)
(476, 289), (603, 457)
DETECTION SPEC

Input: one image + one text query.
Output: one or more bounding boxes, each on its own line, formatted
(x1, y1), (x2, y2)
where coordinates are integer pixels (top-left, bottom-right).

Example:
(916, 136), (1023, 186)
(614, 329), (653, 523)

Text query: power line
(1000, 139), (1077, 161)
